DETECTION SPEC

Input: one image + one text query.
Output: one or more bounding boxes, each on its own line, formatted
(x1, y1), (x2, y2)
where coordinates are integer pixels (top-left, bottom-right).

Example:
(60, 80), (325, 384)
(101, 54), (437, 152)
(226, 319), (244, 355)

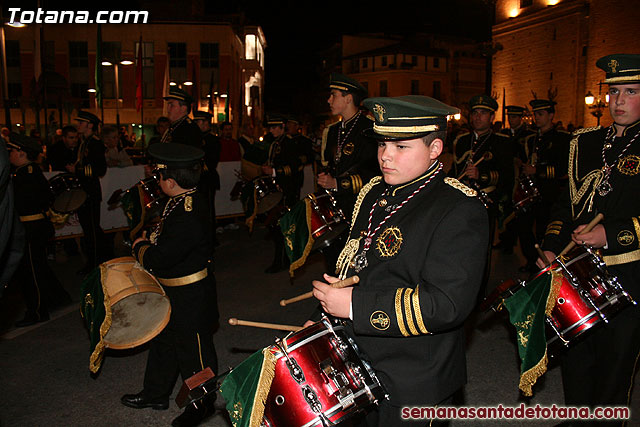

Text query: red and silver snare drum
(307, 192), (348, 251)
(511, 246), (634, 353)
(513, 175), (540, 215)
(262, 317), (386, 427)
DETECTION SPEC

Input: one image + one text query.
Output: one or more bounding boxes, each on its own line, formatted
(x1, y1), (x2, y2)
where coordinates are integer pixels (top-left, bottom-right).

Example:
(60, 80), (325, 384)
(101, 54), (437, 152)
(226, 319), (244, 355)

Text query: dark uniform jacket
(290, 133), (315, 191)
(75, 135), (107, 201)
(47, 140), (77, 172)
(0, 139), (24, 289)
(499, 125), (535, 164)
(340, 167), (489, 405)
(322, 112), (379, 220)
(452, 130), (514, 205)
(133, 190), (218, 327)
(269, 134), (301, 207)
(161, 115), (203, 148)
(521, 128), (571, 205)
(542, 122), (640, 301)
(12, 162), (54, 241)
(202, 131), (221, 191)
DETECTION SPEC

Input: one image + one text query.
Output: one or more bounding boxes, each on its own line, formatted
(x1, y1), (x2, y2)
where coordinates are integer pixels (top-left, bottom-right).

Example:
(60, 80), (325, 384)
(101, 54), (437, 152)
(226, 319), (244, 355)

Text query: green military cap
(148, 142), (204, 169)
(192, 110), (213, 121)
(363, 95), (459, 140)
(505, 105), (526, 116)
(7, 132), (42, 154)
(529, 99), (557, 112)
(329, 73), (368, 97)
(266, 114), (285, 127)
(596, 54), (640, 84)
(469, 95), (498, 112)
(75, 110), (101, 126)
(163, 87), (194, 104)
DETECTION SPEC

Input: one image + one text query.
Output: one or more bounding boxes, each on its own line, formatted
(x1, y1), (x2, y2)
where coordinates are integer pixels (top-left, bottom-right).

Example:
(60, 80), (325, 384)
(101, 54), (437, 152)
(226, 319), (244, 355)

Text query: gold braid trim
(320, 125), (330, 167)
(568, 130), (604, 220)
(136, 244), (150, 269)
(412, 284), (429, 334)
(404, 288), (419, 336)
(603, 248), (640, 266)
(518, 269), (563, 396)
(444, 177), (477, 197)
(89, 263), (113, 373)
(634, 217), (640, 249)
(348, 176), (383, 236)
(249, 348), (278, 427)
(289, 198), (316, 277)
(395, 288), (409, 337)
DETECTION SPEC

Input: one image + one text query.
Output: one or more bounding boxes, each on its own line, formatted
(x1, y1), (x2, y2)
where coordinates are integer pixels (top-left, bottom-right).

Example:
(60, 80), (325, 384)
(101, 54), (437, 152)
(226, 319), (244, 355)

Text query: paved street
(0, 220), (638, 426)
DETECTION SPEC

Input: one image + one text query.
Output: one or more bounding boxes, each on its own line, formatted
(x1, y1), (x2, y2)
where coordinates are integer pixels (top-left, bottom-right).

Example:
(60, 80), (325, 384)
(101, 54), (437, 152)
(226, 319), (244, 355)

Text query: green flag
(95, 24), (103, 108)
(220, 348), (277, 427)
(80, 265), (111, 373)
(504, 269), (562, 396)
(279, 198), (314, 277)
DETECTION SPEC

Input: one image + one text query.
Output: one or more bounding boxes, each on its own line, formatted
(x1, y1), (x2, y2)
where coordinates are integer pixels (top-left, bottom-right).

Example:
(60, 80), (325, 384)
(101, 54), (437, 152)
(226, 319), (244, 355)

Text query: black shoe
(15, 313), (49, 328)
(121, 391), (169, 410)
(171, 402), (213, 427)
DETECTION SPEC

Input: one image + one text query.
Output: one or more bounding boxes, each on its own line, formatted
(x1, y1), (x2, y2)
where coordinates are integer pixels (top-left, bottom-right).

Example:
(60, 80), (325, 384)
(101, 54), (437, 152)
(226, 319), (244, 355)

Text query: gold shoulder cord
(568, 134), (604, 220)
(335, 176), (382, 278)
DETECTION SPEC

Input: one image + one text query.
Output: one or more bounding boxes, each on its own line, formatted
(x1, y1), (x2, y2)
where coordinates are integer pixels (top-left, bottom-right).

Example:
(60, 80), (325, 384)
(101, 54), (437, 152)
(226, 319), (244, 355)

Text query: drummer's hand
(536, 251), (556, 269)
(464, 164), (479, 180)
(65, 164), (75, 173)
(317, 173), (337, 190)
(303, 320), (315, 328)
(572, 224), (607, 248)
(312, 274), (352, 319)
(261, 165), (273, 175)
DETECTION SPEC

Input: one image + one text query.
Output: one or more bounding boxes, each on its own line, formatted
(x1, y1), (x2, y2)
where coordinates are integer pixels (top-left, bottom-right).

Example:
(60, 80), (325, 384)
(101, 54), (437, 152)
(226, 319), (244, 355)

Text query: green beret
(596, 54), (640, 84)
(7, 132), (42, 154)
(469, 95), (498, 112)
(75, 110), (101, 125)
(148, 142), (204, 169)
(505, 105), (526, 116)
(529, 99), (556, 112)
(363, 95), (459, 140)
(192, 110), (213, 121)
(163, 87), (194, 104)
(329, 73), (368, 98)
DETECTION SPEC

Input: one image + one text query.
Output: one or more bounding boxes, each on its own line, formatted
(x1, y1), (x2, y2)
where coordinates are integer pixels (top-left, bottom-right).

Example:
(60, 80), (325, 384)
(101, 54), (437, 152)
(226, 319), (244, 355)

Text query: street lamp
(585, 84), (608, 126)
(102, 59), (132, 128)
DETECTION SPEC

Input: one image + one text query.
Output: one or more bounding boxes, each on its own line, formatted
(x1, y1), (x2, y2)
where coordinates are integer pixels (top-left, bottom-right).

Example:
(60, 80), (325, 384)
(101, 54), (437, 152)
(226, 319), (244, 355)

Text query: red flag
(135, 36), (143, 112)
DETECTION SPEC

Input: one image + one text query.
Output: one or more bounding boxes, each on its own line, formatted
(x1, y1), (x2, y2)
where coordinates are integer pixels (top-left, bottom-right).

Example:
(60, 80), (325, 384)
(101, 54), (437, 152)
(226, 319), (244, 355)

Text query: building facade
(492, 0), (640, 128)
(1, 19), (266, 139)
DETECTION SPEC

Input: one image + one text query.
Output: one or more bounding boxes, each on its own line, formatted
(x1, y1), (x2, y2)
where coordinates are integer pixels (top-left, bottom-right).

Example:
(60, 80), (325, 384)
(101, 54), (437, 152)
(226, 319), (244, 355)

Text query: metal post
(0, 24), (11, 130)
(114, 63), (120, 129)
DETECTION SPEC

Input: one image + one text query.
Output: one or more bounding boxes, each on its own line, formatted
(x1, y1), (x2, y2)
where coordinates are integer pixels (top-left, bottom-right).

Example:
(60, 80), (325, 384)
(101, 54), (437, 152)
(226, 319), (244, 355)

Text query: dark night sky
(4, 0), (492, 119)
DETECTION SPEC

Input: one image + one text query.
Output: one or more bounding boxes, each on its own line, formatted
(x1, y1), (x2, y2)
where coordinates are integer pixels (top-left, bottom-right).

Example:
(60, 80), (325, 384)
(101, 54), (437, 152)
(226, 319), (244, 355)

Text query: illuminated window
(245, 34), (256, 60)
(69, 41), (88, 68)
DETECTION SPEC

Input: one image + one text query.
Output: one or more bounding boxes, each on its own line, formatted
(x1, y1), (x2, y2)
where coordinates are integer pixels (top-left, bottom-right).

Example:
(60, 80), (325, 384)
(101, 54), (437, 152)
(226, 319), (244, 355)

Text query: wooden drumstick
(534, 244), (550, 266)
(457, 152), (493, 180)
(228, 318), (302, 332)
(558, 213), (604, 257)
(279, 275), (360, 307)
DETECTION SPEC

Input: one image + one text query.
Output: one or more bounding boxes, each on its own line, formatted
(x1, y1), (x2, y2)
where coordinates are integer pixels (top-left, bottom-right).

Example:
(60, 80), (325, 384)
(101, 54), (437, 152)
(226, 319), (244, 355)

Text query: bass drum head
(256, 192), (283, 214)
(52, 189), (87, 213)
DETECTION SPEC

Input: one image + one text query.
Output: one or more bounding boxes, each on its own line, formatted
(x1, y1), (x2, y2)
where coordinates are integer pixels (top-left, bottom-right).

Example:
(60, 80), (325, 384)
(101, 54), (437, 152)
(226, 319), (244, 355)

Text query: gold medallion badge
(617, 155), (640, 176)
(343, 142), (355, 156)
(617, 230), (635, 246)
(376, 226), (403, 258)
(372, 104), (386, 122)
(370, 311), (390, 330)
(608, 59), (619, 73)
(184, 196), (193, 212)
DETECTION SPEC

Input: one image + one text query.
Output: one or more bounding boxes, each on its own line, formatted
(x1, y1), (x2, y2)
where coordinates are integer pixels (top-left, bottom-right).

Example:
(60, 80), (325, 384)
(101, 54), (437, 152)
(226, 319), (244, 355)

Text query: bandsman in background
(123, 143), (218, 427)
(286, 115), (315, 191)
(495, 105), (535, 254)
(193, 111), (221, 246)
(311, 96), (488, 426)
(539, 53), (640, 422)
(452, 95), (514, 290)
(72, 111), (110, 274)
(8, 133), (69, 327)
(516, 99), (570, 272)
(261, 115), (303, 273)
(161, 88), (203, 148)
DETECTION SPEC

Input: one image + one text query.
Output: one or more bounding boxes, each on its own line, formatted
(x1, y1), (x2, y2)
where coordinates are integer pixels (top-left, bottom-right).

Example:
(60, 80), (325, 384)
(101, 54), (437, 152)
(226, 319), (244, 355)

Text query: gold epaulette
(572, 126), (601, 136)
(444, 177), (477, 197)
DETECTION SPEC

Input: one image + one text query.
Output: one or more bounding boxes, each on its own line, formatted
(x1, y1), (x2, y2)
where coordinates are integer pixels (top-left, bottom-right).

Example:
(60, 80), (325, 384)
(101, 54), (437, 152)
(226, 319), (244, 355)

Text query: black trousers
(515, 201), (552, 267)
(143, 277), (218, 401)
(77, 197), (109, 268)
(354, 393), (454, 427)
